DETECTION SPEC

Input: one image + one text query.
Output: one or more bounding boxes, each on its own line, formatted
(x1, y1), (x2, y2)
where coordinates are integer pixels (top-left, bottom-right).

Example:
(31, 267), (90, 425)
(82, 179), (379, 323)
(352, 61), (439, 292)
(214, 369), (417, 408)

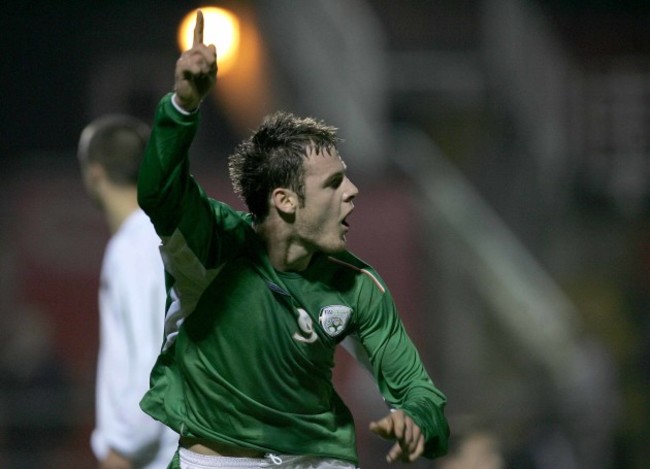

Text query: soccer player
(78, 115), (178, 468)
(138, 11), (449, 468)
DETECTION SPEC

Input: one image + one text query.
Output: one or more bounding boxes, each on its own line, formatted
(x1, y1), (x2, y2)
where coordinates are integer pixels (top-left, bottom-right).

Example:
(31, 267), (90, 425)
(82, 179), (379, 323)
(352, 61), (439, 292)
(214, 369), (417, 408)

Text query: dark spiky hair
(228, 111), (342, 221)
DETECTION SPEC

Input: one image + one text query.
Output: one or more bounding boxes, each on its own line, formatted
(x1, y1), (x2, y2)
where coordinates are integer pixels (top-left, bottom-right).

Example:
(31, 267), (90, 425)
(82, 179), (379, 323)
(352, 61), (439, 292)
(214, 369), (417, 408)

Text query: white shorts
(178, 447), (359, 469)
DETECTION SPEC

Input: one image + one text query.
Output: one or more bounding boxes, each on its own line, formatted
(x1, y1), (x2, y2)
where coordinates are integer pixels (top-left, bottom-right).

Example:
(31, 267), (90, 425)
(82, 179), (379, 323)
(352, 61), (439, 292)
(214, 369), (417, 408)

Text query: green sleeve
(138, 93), (201, 237)
(137, 93), (249, 270)
(355, 283), (450, 458)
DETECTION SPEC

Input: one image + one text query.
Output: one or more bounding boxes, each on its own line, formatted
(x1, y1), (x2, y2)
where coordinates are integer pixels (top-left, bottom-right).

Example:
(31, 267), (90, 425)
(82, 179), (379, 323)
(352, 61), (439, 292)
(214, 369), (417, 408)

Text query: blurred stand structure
(2, 0), (649, 468)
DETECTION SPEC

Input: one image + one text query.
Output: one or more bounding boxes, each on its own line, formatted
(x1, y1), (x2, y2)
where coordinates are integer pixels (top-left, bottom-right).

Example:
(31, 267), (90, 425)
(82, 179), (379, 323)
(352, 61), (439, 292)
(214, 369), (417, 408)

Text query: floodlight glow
(177, 7), (240, 76)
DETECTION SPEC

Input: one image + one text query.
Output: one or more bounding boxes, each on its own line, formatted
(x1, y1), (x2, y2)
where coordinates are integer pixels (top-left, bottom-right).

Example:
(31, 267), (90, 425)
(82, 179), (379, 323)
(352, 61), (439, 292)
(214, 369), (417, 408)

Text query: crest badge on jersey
(319, 305), (352, 337)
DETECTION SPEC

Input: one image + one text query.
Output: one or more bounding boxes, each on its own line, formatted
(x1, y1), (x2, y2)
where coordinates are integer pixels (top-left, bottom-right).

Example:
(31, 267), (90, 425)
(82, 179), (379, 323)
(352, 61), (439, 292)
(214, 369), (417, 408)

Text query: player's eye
(330, 176), (343, 188)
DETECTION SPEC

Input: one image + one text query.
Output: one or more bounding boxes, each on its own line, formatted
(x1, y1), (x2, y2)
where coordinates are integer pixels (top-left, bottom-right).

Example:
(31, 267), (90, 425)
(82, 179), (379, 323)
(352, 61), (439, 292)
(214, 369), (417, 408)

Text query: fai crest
(319, 305), (352, 337)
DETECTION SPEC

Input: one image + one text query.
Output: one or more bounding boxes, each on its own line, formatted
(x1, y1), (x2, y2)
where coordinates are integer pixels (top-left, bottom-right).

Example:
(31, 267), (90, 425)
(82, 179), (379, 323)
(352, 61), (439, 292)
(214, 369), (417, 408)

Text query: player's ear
(82, 161), (106, 186)
(271, 187), (297, 215)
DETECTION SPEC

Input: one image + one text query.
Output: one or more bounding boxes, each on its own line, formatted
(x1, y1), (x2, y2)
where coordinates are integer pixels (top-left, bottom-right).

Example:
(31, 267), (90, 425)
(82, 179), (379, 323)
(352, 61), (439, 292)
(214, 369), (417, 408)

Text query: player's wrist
(171, 93), (201, 115)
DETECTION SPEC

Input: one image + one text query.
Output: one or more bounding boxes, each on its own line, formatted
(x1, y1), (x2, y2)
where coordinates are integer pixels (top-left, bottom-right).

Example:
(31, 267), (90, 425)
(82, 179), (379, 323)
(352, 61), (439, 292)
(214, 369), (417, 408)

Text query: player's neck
(255, 218), (313, 272)
(102, 186), (140, 235)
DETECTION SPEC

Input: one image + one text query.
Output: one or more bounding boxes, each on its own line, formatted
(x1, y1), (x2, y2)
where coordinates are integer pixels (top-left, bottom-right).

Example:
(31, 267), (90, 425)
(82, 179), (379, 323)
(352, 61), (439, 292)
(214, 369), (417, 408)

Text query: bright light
(177, 7), (240, 76)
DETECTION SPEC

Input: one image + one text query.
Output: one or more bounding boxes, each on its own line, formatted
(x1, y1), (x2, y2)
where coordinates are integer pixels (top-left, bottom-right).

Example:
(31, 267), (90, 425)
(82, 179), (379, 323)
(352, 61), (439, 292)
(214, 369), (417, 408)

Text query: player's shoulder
(107, 211), (160, 260)
(323, 251), (387, 294)
(209, 199), (254, 229)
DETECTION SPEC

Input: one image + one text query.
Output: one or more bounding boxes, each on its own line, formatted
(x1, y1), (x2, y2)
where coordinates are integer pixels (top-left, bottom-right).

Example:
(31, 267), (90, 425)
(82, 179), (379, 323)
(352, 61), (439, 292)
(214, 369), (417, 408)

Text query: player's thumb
(369, 417), (393, 439)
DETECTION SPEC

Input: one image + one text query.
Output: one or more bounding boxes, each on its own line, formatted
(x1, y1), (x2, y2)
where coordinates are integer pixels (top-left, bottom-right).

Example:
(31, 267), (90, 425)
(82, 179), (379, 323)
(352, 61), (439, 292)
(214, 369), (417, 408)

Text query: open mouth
(341, 207), (353, 230)
(341, 212), (352, 229)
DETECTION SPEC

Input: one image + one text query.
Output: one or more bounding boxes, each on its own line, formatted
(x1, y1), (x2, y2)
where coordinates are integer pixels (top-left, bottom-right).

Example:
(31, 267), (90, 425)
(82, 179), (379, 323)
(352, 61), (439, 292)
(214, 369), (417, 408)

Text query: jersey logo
(292, 308), (318, 343)
(319, 305), (352, 337)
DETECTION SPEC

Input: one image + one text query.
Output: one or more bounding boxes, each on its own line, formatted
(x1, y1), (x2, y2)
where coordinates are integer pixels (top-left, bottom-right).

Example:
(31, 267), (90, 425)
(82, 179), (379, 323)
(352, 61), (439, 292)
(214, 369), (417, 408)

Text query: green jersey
(138, 94), (449, 464)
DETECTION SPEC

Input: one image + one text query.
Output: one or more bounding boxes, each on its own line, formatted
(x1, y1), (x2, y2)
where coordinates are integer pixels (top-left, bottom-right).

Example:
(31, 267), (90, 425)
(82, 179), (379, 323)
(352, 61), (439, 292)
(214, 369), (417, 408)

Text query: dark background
(2, 1), (650, 468)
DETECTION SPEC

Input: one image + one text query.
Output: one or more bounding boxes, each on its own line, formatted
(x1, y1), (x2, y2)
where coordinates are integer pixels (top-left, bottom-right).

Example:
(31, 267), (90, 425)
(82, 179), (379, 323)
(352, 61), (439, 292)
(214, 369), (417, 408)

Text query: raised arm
(137, 10), (218, 235)
(173, 10), (217, 111)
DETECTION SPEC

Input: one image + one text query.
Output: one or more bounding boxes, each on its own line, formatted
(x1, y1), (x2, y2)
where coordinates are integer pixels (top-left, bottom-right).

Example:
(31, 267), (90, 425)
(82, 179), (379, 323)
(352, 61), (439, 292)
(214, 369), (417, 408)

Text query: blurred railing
(392, 124), (619, 469)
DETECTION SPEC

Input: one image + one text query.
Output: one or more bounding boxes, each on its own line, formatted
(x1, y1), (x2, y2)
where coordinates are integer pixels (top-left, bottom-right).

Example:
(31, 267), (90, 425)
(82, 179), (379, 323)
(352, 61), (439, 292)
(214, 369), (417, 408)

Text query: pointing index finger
(193, 10), (204, 46)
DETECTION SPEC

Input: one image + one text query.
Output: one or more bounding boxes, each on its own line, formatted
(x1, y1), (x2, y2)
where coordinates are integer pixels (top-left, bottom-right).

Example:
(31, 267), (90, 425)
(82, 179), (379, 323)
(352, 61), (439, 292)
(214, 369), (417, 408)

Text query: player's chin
(321, 239), (347, 254)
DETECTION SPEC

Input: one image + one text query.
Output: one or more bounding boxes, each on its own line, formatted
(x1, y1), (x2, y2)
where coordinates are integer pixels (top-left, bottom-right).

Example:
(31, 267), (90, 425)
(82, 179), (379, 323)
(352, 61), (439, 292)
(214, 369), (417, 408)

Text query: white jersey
(91, 209), (177, 468)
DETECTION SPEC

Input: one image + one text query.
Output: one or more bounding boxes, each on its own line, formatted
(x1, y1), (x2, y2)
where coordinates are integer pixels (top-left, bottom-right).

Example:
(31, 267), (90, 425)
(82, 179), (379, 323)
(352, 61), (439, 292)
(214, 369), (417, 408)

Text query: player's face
(294, 147), (358, 254)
